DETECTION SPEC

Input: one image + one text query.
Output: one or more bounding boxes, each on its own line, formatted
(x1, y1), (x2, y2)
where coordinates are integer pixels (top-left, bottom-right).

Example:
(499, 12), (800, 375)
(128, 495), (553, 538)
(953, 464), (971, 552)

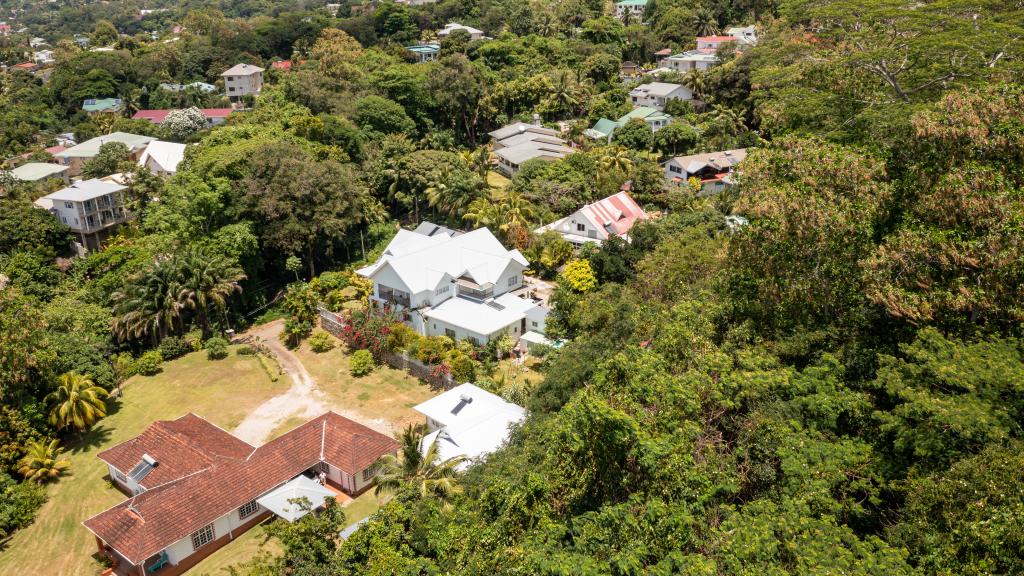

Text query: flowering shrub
(162, 107), (207, 140)
(308, 330), (336, 353)
(338, 306), (400, 360)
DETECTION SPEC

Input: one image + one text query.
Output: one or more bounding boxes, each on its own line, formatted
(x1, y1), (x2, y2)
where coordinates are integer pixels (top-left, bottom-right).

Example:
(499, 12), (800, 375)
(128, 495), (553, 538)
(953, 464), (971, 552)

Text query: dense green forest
(1, 0), (1022, 572)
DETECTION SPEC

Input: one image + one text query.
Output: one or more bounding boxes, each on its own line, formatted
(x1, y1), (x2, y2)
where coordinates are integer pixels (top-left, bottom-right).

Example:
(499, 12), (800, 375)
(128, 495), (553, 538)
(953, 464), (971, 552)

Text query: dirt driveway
(231, 320), (392, 444)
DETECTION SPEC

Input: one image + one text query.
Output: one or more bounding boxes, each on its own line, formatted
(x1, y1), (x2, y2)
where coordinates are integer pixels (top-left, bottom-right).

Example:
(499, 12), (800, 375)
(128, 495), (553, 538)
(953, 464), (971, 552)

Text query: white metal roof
(221, 63), (264, 76)
(488, 122), (560, 142)
(8, 162), (68, 182)
(494, 142), (574, 166)
(415, 383), (525, 466)
(630, 82), (685, 97)
(53, 132), (154, 159)
(357, 228), (529, 294)
(256, 475), (336, 522)
(138, 141), (186, 173)
(43, 178), (127, 202)
(423, 292), (539, 336)
(438, 23), (483, 36)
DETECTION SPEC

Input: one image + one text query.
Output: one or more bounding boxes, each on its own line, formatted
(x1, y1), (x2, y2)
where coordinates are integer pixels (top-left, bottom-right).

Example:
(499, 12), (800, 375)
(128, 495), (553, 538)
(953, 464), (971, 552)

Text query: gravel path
(230, 319), (393, 445)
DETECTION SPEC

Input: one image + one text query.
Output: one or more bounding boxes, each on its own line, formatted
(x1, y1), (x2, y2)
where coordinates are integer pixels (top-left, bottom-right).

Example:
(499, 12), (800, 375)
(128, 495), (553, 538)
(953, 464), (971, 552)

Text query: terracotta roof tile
(84, 412), (397, 565)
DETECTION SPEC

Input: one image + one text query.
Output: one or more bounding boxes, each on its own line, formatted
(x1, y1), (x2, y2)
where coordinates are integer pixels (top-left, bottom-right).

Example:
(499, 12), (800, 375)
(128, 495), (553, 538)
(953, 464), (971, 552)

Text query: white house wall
(370, 263), (414, 304)
(525, 306), (548, 334)
(494, 261), (527, 296)
(164, 502), (263, 565)
(425, 315), (521, 345)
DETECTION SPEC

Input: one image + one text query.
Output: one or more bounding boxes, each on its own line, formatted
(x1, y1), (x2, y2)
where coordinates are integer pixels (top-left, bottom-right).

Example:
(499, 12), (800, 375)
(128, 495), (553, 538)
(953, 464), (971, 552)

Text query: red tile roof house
(132, 108), (234, 128)
(534, 190), (650, 248)
(84, 412), (397, 576)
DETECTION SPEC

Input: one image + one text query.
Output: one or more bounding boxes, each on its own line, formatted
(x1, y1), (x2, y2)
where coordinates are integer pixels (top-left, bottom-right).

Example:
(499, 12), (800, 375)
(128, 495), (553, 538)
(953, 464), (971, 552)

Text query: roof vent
(451, 394), (473, 415)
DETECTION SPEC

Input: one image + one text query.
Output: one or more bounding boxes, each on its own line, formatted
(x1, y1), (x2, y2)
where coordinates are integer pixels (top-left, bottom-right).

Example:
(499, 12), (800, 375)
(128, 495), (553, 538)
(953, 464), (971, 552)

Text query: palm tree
(112, 258), (187, 343)
(46, 372), (109, 434)
(545, 69), (588, 119)
(693, 9), (719, 37)
(374, 424), (466, 503)
(460, 146), (494, 181)
(683, 69), (709, 102)
(599, 147), (634, 177)
(464, 191), (536, 238)
(176, 246), (245, 337)
(18, 439), (71, 483)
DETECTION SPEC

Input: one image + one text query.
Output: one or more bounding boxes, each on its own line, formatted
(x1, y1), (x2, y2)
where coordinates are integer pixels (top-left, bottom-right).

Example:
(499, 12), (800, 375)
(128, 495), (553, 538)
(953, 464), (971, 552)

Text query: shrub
(308, 330), (336, 353)
(283, 318), (312, 349)
(204, 336), (229, 360)
(339, 307), (401, 359)
(350, 349), (375, 377)
(416, 335), (454, 365)
(385, 323), (421, 353)
(257, 355), (280, 382)
(530, 343), (554, 358)
(0, 473), (47, 538)
(235, 345), (255, 356)
(560, 259), (598, 293)
(158, 336), (192, 360)
(449, 353), (477, 383)
(112, 352), (137, 382)
(184, 329), (204, 351)
(136, 351), (163, 376)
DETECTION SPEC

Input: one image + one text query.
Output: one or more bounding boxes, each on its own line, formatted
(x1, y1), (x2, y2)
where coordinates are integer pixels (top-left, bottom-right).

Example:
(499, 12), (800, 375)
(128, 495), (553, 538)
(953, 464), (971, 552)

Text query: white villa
(34, 178), (129, 251)
(138, 141), (186, 176)
(414, 383), (526, 467)
(437, 22), (485, 40)
(614, 0), (647, 21)
(221, 63), (264, 102)
(663, 50), (720, 73)
(84, 412), (397, 576)
(629, 82), (693, 110)
(356, 226), (548, 345)
(535, 190), (650, 248)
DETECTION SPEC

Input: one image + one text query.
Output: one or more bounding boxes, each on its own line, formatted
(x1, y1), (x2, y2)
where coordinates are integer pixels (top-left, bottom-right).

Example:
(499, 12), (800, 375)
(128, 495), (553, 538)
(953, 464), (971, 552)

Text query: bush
(449, 353), (477, 383)
(136, 351), (163, 376)
(158, 336), (192, 360)
(112, 352), (138, 382)
(350, 349), (375, 377)
(308, 330), (336, 353)
(385, 323), (421, 353)
(530, 343), (554, 358)
(184, 329), (204, 351)
(235, 345), (255, 356)
(0, 473), (47, 538)
(416, 335), (454, 365)
(205, 336), (229, 360)
(257, 355), (280, 382)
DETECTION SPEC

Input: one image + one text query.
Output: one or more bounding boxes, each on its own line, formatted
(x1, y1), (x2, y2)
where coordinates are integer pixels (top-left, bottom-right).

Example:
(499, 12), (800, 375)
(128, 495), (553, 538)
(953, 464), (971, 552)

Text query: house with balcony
(663, 148), (747, 193)
(663, 50), (720, 72)
(535, 190), (649, 248)
(356, 225), (548, 345)
(85, 412), (397, 576)
(614, 0), (647, 21)
(52, 132), (154, 176)
(406, 43), (440, 63)
(221, 63), (264, 103)
(34, 178), (129, 251)
(629, 82), (692, 110)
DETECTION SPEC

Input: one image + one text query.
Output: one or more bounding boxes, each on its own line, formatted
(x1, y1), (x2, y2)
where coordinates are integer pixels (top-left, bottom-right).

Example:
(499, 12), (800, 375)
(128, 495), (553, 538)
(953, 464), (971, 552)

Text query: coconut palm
(46, 372), (109, 433)
(374, 424), (466, 502)
(460, 145), (494, 181)
(693, 9), (719, 37)
(112, 258), (187, 343)
(426, 165), (487, 220)
(683, 69), (709, 101)
(599, 146), (634, 176)
(464, 191), (537, 238)
(17, 439), (71, 483)
(176, 246), (245, 337)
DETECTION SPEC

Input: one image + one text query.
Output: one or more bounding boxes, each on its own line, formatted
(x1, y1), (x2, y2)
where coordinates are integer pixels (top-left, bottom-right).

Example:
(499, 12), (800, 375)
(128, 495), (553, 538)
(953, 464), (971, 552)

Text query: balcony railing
(378, 286), (411, 308)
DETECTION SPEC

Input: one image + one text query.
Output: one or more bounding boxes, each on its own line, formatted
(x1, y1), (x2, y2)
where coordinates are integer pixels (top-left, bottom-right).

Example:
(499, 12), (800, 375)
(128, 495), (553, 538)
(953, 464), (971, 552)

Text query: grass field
(0, 347), (287, 576)
(293, 342), (436, 432)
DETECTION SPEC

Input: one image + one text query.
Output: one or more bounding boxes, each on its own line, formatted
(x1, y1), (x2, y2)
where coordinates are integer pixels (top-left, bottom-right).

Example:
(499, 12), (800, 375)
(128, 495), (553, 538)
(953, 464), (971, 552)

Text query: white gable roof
(138, 141), (186, 173)
(357, 227), (529, 293)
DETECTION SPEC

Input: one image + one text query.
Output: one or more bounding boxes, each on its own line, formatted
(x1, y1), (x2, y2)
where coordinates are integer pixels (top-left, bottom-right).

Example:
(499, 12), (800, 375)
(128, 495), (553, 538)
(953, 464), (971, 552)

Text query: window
(669, 165), (682, 174)
(238, 500), (260, 520)
(228, 86), (236, 92)
(445, 328), (456, 339)
(531, 321), (538, 328)
(362, 465), (377, 481)
(191, 523), (215, 551)
(576, 223), (585, 232)
(436, 284), (449, 296)
(64, 201), (73, 208)
(112, 468), (127, 483)
(508, 275), (518, 287)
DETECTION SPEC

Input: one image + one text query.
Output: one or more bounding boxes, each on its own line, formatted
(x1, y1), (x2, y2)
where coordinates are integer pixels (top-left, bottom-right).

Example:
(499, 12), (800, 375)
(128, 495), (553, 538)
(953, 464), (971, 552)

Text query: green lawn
(293, 342), (436, 432)
(0, 347), (288, 576)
